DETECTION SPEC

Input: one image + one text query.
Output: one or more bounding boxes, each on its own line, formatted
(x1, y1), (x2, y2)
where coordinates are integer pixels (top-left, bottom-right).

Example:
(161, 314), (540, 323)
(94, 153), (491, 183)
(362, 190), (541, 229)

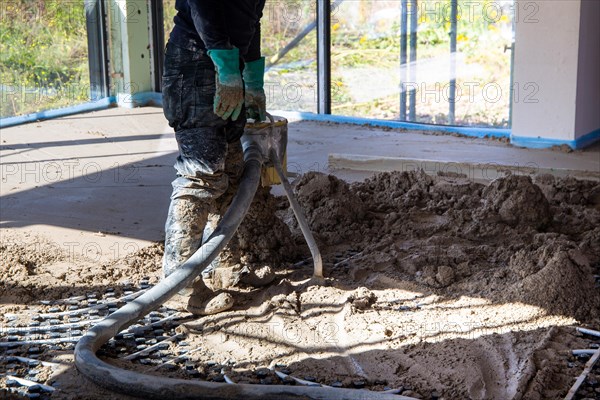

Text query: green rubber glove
(243, 57), (267, 121)
(207, 48), (244, 121)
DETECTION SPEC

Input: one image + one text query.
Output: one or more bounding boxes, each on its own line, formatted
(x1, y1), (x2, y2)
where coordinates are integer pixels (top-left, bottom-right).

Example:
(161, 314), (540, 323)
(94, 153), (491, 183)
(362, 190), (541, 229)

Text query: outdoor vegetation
(0, 0), (90, 117)
(2, 0), (513, 127)
(332, 0), (513, 126)
(261, 0), (514, 127)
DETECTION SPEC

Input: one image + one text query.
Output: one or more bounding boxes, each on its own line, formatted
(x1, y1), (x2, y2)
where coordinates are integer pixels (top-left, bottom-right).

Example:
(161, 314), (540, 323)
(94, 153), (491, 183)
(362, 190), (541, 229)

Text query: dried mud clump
(418, 264), (456, 288)
(478, 174), (551, 229)
(295, 172), (367, 245)
(579, 226), (600, 260)
(347, 287), (378, 310)
(428, 176), (485, 213)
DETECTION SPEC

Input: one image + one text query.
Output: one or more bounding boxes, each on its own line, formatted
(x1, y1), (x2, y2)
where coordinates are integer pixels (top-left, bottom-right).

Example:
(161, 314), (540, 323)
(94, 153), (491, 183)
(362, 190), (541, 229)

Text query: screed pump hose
(74, 138), (404, 399)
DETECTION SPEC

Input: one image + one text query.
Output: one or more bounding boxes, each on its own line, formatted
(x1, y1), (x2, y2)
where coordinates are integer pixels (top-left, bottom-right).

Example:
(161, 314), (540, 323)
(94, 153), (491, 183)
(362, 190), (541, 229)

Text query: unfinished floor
(1, 107), (599, 399)
(1, 107), (598, 256)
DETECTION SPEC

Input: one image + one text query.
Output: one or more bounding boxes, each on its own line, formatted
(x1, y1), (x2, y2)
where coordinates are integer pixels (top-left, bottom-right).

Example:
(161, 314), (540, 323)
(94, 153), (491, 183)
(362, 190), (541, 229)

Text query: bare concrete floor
(1, 107), (599, 261)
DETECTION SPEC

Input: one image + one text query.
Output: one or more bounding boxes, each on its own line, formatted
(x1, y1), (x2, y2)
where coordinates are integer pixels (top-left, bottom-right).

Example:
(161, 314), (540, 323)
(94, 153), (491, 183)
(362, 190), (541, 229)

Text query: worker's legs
(200, 139), (244, 280)
(161, 41), (245, 314)
(162, 196), (210, 279)
(162, 126), (230, 277)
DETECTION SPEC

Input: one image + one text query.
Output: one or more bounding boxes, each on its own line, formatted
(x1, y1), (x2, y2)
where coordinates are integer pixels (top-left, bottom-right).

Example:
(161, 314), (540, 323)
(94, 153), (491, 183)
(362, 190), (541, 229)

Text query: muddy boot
(162, 195), (210, 313)
(203, 263), (275, 289)
(199, 214), (222, 280)
(199, 141), (244, 280)
(186, 279), (234, 315)
(239, 265), (275, 287)
(162, 195), (209, 278)
(163, 292), (193, 312)
(202, 263), (246, 290)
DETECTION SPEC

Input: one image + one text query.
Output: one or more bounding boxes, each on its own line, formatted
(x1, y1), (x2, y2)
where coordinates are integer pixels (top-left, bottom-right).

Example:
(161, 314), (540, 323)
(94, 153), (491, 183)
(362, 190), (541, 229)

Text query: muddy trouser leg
(160, 41), (246, 282)
(163, 196), (208, 279)
(162, 132), (230, 279)
(200, 140), (244, 281)
(200, 141), (276, 290)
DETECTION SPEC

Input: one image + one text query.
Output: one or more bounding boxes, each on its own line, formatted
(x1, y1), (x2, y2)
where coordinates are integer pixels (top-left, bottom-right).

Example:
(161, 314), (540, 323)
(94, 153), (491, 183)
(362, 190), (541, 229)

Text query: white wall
(511, 0), (581, 144)
(575, 0), (600, 140)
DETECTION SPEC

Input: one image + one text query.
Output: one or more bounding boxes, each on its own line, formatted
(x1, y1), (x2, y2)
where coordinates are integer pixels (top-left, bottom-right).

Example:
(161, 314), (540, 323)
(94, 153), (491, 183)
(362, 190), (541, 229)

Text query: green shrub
(1, 0), (89, 117)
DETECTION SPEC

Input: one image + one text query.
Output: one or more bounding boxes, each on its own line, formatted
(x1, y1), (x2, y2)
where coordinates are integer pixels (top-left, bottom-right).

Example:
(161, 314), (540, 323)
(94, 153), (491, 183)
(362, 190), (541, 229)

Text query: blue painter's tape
(272, 110), (511, 139)
(574, 128), (600, 149)
(511, 128), (600, 150)
(0, 97), (116, 129)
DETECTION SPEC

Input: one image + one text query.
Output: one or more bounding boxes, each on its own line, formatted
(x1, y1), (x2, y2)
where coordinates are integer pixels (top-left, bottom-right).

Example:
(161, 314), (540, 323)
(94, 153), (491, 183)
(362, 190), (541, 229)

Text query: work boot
(186, 279), (234, 315)
(202, 262), (276, 290)
(163, 274), (235, 315)
(239, 265), (275, 287)
(162, 195), (209, 278)
(183, 265), (275, 316)
(199, 215), (222, 279)
(162, 197), (233, 315)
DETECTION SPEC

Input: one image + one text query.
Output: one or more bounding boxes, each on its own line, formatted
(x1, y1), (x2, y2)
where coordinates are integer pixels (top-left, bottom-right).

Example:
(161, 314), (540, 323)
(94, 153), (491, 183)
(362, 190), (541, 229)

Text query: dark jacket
(169, 0), (266, 62)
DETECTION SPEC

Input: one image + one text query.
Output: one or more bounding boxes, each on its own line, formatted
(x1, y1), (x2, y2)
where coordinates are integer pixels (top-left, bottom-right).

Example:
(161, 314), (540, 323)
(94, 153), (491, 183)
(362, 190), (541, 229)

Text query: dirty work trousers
(161, 41), (245, 278)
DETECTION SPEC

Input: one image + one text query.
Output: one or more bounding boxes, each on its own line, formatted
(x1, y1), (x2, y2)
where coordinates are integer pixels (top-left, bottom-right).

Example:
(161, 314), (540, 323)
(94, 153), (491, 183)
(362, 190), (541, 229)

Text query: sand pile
(294, 171), (367, 245)
(177, 171), (599, 399)
(221, 186), (300, 266)
(291, 172), (600, 320)
(477, 174), (552, 229)
(0, 236), (164, 306)
(1, 171), (599, 399)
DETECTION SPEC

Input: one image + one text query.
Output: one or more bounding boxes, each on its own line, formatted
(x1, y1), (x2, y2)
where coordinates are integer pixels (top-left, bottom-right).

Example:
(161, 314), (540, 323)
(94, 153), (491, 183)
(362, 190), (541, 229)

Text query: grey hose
(74, 142), (402, 399)
(270, 148), (323, 279)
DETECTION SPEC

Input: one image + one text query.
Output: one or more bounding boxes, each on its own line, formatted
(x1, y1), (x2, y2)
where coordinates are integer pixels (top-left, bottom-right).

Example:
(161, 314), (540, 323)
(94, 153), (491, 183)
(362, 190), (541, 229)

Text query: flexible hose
(270, 148), (323, 279)
(74, 143), (403, 399)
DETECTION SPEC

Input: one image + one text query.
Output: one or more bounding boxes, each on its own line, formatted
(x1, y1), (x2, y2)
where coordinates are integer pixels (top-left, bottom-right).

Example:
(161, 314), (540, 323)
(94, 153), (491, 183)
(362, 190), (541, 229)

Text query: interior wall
(511, 0), (581, 144)
(574, 0), (600, 140)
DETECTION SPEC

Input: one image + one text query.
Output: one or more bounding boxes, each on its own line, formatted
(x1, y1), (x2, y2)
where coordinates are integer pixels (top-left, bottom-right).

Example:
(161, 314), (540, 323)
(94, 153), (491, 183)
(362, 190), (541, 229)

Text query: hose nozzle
(241, 114), (288, 186)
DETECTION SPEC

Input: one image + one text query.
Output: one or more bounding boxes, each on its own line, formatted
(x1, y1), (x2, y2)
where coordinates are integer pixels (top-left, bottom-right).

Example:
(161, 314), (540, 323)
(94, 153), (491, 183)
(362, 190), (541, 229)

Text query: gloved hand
(243, 57), (266, 121)
(207, 48), (244, 120)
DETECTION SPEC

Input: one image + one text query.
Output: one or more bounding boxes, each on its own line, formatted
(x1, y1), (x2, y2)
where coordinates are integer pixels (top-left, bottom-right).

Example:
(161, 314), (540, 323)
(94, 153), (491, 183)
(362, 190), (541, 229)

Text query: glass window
(163, 0), (176, 45)
(160, 0), (512, 127)
(1, 0), (92, 117)
(262, 0), (318, 113)
(162, 0), (318, 112)
(330, 0), (514, 127)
